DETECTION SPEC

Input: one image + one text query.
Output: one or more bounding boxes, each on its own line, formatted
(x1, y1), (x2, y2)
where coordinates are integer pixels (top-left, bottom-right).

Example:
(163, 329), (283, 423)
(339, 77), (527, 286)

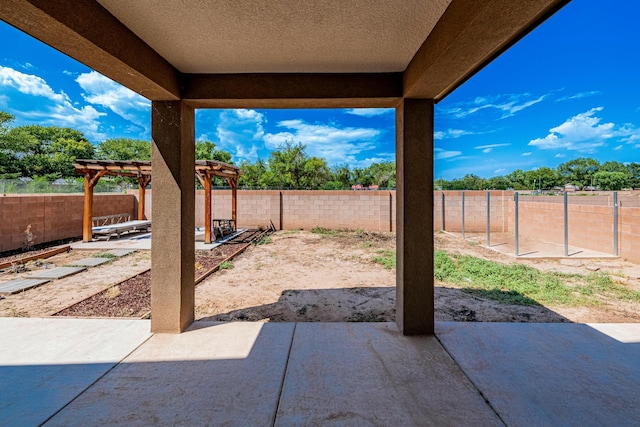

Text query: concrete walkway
(1, 318), (638, 426)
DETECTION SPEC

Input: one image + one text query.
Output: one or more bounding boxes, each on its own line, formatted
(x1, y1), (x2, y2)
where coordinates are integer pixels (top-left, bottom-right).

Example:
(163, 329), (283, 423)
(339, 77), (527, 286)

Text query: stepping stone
(106, 249), (136, 257)
(0, 278), (50, 295)
(69, 258), (111, 267)
(29, 266), (86, 280)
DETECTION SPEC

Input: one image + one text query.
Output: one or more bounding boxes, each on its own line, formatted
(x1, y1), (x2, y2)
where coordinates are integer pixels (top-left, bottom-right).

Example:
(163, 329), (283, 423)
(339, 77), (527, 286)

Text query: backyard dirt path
(1, 230), (639, 323)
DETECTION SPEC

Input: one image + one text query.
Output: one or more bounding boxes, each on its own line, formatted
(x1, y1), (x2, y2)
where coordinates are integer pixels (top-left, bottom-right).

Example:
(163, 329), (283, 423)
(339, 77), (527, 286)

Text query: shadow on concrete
(198, 285), (571, 323)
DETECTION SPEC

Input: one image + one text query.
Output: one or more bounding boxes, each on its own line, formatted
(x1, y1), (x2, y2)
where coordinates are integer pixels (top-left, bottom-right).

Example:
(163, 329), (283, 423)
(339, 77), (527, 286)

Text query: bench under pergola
(75, 159), (242, 244)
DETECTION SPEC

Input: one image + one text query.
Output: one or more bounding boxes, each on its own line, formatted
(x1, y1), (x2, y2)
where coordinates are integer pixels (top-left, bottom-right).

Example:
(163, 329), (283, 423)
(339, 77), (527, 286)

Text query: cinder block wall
(0, 194), (136, 252)
(434, 191), (512, 232)
(142, 190), (396, 232)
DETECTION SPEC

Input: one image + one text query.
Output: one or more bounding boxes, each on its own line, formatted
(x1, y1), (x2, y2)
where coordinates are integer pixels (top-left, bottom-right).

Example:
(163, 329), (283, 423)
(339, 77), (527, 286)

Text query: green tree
(557, 157), (600, 187)
(238, 159), (268, 188)
(0, 112), (21, 175)
(1, 124), (93, 178)
(524, 167), (560, 190)
(626, 163), (640, 189)
(267, 141), (329, 189)
(96, 138), (151, 160)
(593, 171), (628, 190)
(195, 140), (232, 163)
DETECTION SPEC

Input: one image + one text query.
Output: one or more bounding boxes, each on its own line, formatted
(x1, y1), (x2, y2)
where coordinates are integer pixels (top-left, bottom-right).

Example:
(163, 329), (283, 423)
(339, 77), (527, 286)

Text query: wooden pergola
(75, 159), (242, 244)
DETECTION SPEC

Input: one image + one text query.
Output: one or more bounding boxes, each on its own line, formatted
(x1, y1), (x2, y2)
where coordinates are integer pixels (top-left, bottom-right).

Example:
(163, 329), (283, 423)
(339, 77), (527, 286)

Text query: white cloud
(344, 108), (394, 117)
(434, 148), (462, 160)
(555, 153), (566, 158)
(614, 145), (623, 150)
(475, 143), (510, 153)
(435, 129), (474, 140)
(439, 92), (548, 120)
(0, 65), (107, 140)
(76, 71), (149, 131)
(494, 168), (507, 174)
(263, 118), (382, 166)
(557, 91), (601, 102)
(522, 152), (532, 156)
(0, 65), (69, 103)
(528, 107), (615, 153)
(215, 109), (267, 162)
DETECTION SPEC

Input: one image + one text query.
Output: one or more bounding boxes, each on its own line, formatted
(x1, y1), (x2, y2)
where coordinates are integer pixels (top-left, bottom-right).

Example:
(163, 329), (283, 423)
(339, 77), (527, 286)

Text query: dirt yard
(1, 229), (639, 323)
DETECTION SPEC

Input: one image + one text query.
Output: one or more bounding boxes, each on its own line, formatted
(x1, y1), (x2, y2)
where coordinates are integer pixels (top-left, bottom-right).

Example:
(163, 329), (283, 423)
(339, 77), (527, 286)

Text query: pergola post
(204, 173), (213, 243)
(82, 174), (94, 242)
(81, 170), (108, 242)
(228, 178), (238, 228)
(151, 101), (195, 333)
(395, 99), (434, 335)
(137, 175), (151, 220)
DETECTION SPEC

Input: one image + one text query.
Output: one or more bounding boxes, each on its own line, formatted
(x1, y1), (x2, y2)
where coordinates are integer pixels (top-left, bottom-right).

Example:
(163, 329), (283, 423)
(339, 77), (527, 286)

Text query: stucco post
(395, 99), (434, 335)
(151, 101), (195, 333)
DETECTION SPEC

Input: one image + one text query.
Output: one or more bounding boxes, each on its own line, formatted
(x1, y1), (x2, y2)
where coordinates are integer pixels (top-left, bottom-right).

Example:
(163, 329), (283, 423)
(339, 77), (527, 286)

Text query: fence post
(514, 192), (519, 256)
(461, 191), (465, 239)
(613, 191), (618, 256)
(441, 192), (445, 231)
(564, 191), (568, 256)
(486, 191), (491, 247)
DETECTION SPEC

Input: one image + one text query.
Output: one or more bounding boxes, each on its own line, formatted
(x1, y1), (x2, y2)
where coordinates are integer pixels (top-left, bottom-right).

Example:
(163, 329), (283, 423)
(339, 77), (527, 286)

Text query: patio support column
(395, 99), (434, 335)
(151, 101), (195, 333)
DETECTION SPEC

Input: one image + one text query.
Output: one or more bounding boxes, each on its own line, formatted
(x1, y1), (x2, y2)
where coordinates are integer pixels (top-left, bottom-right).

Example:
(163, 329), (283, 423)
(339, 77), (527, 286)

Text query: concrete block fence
(3, 190), (640, 265)
(140, 190), (397, 232)
(0, 194), (135, 253)
(436, 190), (640, 264)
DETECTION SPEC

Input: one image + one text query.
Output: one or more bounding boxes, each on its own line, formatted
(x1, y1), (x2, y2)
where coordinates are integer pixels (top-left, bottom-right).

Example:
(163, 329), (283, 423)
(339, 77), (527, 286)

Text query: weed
(219, 261), (234, 270)
(433, 250), (640, 307)
(106, 286), (121, 299)
(372, 249), (396, 269)
(253, 235), (273, 245)
(283, 230), (300, 235)
(311, 227), (340, 237)
(94, 252), (117, 259)
(361, 241), (372, 248)
(8, 307), (28, 317)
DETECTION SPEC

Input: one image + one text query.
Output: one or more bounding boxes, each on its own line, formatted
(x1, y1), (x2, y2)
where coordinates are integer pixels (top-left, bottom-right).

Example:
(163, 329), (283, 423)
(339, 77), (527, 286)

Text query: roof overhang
(0, 0), (570, 106)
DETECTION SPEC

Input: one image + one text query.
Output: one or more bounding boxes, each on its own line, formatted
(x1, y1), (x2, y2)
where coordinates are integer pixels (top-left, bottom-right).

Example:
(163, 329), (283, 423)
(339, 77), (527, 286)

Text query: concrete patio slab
(68, 257), (111, 267)
(28, 266), (86, 280)
(275, 323), (501, 426)
(0, 278), (50, 295)
(0, 318), (151, 427)
(46, 322), (295, 426)
(436, 322), (640, 427)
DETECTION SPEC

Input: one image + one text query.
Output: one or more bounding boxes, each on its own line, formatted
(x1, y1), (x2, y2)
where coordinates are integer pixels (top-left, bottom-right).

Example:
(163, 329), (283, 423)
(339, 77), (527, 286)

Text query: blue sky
(0, 0), (638, 178)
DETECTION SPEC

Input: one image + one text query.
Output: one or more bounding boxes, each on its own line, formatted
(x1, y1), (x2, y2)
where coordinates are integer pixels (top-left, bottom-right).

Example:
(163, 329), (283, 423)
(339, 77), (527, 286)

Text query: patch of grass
(311, 227), (340, 237)
(434, 250), (640, 307)
(282, 230), (300, 235)
(219, 261), (234, 270)
(253, 235), (273, 245)
(94, 252), (117, 259)
(372, 249), (396, 269)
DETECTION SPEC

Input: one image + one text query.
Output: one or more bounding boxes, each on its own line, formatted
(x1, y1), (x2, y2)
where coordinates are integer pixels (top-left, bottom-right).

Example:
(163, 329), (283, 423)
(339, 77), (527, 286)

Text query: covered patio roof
(0, 0), (570, 334)
(74, 159), (242, 244)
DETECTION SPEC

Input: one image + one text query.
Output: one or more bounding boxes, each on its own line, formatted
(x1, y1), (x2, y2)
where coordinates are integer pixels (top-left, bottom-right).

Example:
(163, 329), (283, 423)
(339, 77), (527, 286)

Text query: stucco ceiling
(96, 0), (453, 73)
